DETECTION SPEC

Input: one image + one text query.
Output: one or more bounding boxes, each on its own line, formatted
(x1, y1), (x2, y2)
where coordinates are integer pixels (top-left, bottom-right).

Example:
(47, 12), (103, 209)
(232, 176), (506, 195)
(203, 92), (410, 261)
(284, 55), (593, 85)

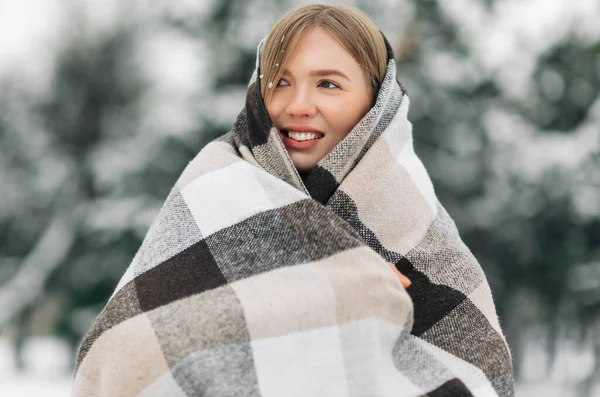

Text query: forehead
(284, 27), (358, 70)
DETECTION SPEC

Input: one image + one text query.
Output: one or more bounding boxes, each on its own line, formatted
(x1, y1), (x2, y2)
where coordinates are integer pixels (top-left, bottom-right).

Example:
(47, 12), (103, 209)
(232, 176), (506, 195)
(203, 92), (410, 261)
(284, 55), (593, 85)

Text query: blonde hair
(259, 4), (388, 106)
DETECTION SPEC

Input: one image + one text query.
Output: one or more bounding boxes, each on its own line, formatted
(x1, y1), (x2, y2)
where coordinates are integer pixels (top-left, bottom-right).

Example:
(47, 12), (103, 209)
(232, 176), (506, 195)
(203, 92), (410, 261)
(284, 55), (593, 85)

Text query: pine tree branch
(0, 184), (79, 326)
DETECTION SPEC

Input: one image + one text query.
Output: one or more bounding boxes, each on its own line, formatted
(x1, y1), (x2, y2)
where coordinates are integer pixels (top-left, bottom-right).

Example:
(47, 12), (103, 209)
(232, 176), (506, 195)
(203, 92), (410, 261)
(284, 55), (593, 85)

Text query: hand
(388, 262), (411, 288)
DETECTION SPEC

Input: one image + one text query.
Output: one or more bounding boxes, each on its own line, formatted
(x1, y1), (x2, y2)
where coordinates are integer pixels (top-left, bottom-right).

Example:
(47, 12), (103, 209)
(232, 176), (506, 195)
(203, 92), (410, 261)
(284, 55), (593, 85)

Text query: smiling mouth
(282, 130), (325, 141)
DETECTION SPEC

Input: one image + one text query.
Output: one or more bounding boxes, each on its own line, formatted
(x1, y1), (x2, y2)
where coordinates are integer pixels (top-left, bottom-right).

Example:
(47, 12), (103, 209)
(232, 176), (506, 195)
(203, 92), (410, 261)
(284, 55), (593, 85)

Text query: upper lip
(282, 125), (324, 134)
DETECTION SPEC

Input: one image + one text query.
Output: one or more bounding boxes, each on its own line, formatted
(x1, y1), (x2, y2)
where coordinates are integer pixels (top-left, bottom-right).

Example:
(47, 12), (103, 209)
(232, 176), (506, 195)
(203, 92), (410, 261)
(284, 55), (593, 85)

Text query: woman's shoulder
(174, 131), (244, 190)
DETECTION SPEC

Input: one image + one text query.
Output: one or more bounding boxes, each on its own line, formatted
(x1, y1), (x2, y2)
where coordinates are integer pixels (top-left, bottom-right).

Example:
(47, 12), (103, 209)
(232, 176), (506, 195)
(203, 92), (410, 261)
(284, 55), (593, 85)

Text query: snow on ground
(0, 337), (72, 397)
(2, 376), (71, 397)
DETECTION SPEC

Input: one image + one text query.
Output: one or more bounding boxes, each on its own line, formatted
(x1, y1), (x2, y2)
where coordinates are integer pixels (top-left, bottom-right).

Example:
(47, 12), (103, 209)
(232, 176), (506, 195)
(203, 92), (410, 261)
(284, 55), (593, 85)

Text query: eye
(276, 79), (290, 87)
(319, 80), (339, 89)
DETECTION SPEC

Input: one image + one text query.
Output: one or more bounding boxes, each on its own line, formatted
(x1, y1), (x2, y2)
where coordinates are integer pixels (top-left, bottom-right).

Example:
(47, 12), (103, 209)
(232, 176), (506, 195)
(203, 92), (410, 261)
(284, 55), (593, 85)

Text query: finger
(387, 262), (411, 288)
(398, 273), (412, 288)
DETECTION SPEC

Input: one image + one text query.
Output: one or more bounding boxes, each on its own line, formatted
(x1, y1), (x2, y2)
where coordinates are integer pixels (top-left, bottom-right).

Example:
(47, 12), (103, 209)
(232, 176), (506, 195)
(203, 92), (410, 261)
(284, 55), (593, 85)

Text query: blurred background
(0, 0), (599, 396)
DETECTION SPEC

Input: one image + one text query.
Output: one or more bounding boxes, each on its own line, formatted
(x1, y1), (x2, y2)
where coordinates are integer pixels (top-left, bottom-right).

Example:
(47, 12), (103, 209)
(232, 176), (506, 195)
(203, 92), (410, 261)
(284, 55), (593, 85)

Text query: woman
(261, 6), (411, 288)
(73, 4), (514, 396)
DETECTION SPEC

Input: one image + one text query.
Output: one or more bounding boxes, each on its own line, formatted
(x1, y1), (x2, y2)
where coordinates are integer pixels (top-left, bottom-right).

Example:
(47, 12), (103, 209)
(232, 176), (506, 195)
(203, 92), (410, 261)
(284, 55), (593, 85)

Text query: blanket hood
(231, 32), (407, 204)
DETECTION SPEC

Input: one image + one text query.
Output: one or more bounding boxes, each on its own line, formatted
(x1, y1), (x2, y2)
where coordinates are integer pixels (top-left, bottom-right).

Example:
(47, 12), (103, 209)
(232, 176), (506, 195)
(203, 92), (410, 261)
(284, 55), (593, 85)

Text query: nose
(285, 89), (317, 118)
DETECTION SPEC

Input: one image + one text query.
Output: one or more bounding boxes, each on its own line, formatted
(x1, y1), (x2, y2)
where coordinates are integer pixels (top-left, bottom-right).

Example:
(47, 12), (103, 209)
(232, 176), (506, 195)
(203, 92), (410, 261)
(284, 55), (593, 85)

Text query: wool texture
(72, 36), (515, 397)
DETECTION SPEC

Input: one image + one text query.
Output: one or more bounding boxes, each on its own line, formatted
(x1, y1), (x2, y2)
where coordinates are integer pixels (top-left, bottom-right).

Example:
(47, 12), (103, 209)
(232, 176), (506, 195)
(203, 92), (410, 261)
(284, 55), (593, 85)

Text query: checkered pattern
(72, 36), (514, 396)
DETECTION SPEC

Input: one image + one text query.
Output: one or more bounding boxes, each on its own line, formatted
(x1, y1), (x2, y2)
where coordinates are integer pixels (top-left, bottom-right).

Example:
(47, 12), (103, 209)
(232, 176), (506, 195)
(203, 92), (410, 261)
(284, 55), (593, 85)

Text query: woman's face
(266, 27), (372, 171)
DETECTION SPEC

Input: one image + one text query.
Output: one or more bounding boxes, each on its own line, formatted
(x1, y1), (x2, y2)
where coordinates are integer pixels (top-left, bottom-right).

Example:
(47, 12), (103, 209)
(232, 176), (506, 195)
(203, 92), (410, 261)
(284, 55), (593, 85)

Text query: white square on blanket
(251, 326), (349, 397)
(181, 162), (305, 238)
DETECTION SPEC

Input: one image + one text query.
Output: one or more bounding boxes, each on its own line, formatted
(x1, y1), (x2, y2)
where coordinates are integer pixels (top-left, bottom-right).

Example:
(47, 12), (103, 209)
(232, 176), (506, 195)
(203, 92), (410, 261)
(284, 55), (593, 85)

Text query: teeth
(287, 131), (323, 141)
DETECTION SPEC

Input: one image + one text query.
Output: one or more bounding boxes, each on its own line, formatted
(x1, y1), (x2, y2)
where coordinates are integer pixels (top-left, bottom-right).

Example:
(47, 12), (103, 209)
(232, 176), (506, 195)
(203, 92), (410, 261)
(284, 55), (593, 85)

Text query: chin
(294, 164), (316, 172)
(290, 156), (318, 172)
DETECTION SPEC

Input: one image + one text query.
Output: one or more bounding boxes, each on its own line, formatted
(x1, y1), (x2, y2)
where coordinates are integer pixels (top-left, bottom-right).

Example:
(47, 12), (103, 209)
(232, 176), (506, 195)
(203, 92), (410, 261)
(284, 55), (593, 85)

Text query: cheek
(267, 94), (290, 122)
(325, 98), (369, 132)
(266, 103), (279, 122)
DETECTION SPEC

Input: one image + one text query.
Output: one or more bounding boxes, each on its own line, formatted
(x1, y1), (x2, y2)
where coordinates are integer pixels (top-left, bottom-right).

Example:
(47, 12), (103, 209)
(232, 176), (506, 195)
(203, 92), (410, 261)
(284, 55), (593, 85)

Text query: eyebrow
(283, 69), (351, 81)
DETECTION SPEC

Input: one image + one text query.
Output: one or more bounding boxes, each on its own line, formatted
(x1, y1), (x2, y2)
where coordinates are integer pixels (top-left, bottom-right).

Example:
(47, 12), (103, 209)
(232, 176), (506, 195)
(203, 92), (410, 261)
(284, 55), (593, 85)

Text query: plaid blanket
(72, 37), (514, 397)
